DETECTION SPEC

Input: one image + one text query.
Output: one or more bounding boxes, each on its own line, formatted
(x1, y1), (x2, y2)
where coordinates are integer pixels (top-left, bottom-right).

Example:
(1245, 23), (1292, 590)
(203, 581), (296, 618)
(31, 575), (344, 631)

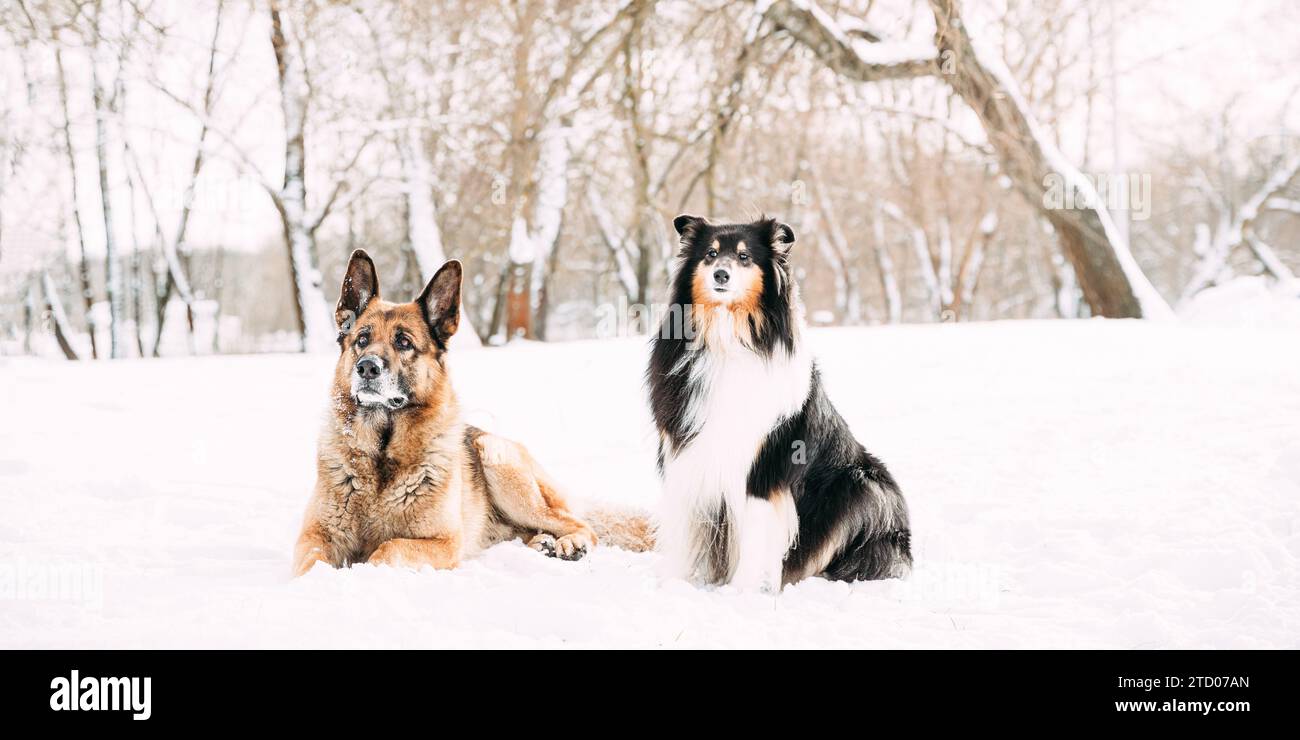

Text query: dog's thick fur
(293, 251), (606, 576)
(647, 215), (912, 591)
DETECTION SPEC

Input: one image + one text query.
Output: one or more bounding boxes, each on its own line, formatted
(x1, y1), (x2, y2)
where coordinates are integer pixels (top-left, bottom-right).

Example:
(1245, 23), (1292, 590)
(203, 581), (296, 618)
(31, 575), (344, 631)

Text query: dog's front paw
(528, 532), (593, 561)
(368, 540), (408, 567)
(554, 531), (594, 561)
(528, 533), (558, 557)
(293, 549), (329, 577)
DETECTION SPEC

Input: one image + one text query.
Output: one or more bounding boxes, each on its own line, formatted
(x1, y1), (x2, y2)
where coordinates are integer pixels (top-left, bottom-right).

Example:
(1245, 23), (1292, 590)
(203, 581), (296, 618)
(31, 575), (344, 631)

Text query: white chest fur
(658, 309), (811, 588)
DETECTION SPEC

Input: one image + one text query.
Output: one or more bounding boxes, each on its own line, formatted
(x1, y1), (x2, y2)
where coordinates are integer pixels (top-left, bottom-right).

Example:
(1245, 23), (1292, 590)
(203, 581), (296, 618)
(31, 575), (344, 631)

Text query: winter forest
(3, 0), (1300, 651)
(3, 0), (1298, 357)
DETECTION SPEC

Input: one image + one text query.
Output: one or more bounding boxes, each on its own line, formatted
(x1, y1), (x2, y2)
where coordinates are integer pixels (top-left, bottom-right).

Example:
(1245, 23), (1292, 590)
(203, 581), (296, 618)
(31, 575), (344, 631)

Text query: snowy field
(2, 319), (1298, 648)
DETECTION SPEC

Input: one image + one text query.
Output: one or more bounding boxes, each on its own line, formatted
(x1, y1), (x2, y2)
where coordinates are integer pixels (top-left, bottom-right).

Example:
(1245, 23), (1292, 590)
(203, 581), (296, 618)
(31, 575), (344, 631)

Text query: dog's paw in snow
(528, 533), (558, 557)
(554, 533), (591, 561)
(528, 532), (591, 561)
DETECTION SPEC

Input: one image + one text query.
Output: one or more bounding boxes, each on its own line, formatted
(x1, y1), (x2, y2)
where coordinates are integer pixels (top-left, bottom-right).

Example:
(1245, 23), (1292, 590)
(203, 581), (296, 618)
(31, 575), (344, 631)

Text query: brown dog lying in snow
(292, 250), (644, 576)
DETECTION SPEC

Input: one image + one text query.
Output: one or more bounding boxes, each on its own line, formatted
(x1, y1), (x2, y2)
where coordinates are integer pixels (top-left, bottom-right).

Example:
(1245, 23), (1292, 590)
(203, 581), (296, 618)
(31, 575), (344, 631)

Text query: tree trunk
(535, 215), (566, 341)
(762, 0), (1171, 319)
(55, 47), (98, 359)
(500, 124), (571, 341)
(151, 0), (223, 356)
(42, 272), (80, 360)
(399, 128), (482, 345)
(925, 0), (1169, 318)
(870, 204), (903, 324)
(23, 277), (37, 354)
(91, 0), (124, 357)
(270, 2), (333, 352)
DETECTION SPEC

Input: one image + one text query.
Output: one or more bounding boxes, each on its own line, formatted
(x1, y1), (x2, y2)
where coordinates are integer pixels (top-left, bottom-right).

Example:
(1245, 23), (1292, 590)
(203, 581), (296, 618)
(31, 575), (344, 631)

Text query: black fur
(647, 215), (912, 585)
(649, 216), (797, 455)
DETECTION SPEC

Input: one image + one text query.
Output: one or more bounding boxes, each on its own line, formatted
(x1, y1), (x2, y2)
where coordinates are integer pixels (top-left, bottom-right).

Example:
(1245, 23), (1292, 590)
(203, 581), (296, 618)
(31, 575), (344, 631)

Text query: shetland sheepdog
(646, 215), (911, 591)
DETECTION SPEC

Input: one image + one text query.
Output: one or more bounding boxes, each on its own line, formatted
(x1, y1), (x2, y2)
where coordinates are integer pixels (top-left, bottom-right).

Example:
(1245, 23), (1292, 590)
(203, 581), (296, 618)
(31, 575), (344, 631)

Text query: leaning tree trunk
(926, 0), (1169, 318)
(42, 272), (80, 360)
(761, 0), (1171, 319)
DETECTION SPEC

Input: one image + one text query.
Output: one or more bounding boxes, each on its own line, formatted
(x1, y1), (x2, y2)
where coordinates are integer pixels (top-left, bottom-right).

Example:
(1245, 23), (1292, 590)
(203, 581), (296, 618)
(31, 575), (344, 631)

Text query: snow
(1182, 154), (1300, 302)
(787, 0), (938, 68)
(2, 321), (1298, 648)
(1179, 276), (1300, 328)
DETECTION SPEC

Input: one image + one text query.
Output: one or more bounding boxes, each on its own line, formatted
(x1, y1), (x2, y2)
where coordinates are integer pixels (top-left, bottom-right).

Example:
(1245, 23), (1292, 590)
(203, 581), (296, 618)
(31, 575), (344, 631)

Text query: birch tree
(89, 0), (125, 356)
(23, 1), (104, 358)
(266, 1), (377, 352)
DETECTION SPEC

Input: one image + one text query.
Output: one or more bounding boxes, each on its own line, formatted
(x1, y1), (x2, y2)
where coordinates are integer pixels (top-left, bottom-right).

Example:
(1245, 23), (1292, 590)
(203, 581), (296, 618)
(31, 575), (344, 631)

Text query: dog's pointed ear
(772, 221), (796, 257)
(337, 249), (378, 333)
(673, 214), (704, 236)
(418, 260), (461, 347)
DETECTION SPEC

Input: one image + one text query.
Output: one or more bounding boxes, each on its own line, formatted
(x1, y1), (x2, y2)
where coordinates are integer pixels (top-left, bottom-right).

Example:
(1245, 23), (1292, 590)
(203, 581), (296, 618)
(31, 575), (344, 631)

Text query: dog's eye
(395, 335), (412, 351)
(356, 334), (369, 349)
(738, 253), (749, 263)
(706, 249), (718, 259)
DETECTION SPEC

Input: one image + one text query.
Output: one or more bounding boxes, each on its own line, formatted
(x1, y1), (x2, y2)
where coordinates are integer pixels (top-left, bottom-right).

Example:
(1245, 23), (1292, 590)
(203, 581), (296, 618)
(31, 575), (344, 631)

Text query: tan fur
(583, 507), (657, 553)
(691, 263), (765, 344)
(293, 266), (602, 576)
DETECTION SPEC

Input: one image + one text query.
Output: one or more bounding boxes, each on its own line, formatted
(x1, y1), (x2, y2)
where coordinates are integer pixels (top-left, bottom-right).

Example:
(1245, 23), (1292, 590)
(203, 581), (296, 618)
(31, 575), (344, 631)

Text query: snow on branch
(760, 0), (939, 83)
(1246, 236), (1298, 286)
(1181, 152), (1300, 302)
(1265, 197), (1300, 215)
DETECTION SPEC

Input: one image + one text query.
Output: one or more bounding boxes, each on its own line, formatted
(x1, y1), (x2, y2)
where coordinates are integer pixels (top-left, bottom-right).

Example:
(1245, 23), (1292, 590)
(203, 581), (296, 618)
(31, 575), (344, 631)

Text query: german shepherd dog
(293, 250), (641, 576)
(647, 215), (912, 592)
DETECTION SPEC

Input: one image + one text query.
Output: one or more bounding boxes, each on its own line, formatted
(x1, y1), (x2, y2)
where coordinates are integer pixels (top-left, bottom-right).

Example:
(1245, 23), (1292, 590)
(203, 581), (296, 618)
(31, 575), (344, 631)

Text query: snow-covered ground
(2, 319), (1298, 648)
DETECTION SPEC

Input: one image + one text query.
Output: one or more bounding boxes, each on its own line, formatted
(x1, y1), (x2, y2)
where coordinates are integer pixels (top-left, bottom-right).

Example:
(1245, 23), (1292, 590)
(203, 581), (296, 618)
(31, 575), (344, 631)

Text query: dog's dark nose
(713, 269), (730, 285)
(355, 356), (384, 380)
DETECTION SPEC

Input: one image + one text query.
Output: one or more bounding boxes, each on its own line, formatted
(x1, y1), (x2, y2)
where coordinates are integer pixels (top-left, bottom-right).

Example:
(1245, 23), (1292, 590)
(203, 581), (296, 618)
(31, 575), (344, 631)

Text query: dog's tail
(584, 505), (657, 553)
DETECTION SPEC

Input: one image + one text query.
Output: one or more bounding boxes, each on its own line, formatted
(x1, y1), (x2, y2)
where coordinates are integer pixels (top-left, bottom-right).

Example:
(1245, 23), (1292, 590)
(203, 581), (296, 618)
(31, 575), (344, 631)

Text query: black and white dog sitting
(646, 214), (911, 592)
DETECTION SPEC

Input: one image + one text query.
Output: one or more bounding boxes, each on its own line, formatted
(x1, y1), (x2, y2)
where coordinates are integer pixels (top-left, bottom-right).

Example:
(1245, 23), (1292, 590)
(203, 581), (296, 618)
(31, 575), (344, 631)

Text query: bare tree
(760, 0), (1172, 319)
(357, 3), (482, 344)
(1181, 153), (1300, 302)
(267, 0), (375, 351)
(145, 0), (227, 356)
(89, 0), (125, 357)
(22, 0), (103, 358)
(488, 0), (636, 341)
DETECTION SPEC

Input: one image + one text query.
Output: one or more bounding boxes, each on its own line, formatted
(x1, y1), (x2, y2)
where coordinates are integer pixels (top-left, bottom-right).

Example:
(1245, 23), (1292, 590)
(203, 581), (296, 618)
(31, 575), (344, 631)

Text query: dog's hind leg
(472, 433), (596, 561)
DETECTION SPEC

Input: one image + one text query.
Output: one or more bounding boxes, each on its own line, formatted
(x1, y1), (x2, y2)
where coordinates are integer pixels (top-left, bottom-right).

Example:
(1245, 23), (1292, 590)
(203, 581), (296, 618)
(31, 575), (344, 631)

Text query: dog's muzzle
(351, 357), (408, 410)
